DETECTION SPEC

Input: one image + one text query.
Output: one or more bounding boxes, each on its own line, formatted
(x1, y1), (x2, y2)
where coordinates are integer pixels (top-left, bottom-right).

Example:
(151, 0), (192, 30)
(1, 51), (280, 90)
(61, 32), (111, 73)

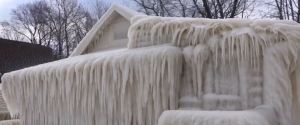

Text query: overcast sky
(0, 0), (32, 21)
(0, 0), (270, 22)
(0, 0), (133, 21)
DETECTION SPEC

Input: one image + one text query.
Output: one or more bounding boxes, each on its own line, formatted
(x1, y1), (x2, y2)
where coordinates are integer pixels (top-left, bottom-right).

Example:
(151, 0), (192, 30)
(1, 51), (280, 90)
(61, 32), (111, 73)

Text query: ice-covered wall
(263, 42), (300, 125)
(2, 12), (300, 125)
(2, 46), (182, 125)
(127, 16), (300, 125)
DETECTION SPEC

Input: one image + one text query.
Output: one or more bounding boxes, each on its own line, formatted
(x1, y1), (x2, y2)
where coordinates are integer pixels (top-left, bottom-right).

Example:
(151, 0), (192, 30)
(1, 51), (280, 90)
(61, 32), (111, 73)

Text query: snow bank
(2, 46), (182, 125)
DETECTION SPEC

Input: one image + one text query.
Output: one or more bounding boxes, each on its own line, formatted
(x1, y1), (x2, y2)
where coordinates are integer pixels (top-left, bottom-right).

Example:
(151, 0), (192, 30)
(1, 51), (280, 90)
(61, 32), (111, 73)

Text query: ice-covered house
(71, 5), (139, 56)
(1, 4), (300, 125)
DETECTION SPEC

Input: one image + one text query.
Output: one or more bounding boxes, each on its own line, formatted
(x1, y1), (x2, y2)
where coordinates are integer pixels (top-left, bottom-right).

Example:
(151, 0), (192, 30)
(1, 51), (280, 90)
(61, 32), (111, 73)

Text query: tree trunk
(202, 0), (213, 18)
(216, 0), (224, 18)
(229, 0), (239, 18)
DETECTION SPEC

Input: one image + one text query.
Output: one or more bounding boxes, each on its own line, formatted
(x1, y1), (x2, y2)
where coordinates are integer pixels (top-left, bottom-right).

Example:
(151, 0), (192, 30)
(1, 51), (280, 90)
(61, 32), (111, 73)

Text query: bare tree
(191, 0), (255, 18)
(133, 0), (174, 16)
(9, 1), (52, 45)
(3, 0), (98, 58)
(93, 0), (110, 19)
(49, 0), (86, 57)
(133, 0), (255, 18)
(0, 21), (26, 41)
(265, 0), (300, 22)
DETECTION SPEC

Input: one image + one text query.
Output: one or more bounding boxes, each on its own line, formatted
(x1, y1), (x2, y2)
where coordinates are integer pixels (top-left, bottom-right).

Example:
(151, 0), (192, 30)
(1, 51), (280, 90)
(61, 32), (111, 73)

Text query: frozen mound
(2, 9), (300, 125)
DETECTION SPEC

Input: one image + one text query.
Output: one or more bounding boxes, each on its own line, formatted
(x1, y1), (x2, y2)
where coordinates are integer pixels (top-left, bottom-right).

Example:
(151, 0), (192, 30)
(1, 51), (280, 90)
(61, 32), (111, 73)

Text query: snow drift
(2, 13), (300, 125)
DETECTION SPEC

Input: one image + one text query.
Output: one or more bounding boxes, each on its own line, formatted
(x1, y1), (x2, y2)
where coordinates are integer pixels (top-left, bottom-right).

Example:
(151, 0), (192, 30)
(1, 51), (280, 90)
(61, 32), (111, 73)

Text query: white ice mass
(1, 4), (300, 125)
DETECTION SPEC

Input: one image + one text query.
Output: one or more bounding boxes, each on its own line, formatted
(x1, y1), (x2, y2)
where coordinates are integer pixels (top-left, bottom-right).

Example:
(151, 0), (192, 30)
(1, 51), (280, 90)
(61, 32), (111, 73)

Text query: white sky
(0, 0), (133, 21)
(0, 0), (35, 21)
(0, 0), (269, 22)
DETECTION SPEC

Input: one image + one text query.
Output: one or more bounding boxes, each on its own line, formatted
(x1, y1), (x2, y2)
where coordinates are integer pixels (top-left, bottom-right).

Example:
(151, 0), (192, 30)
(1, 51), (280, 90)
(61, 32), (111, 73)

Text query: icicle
(2, 46), (182, 125)
(263, 42), (300, 125)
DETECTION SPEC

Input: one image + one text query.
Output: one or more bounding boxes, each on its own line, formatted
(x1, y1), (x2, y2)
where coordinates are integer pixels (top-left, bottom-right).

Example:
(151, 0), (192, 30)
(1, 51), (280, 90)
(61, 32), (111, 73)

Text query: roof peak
(70, 4), (142, 57)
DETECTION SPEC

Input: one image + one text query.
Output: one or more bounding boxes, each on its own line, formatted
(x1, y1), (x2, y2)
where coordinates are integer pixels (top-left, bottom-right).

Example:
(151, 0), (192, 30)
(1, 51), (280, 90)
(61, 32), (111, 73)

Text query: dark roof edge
(0, 38), (51, 50)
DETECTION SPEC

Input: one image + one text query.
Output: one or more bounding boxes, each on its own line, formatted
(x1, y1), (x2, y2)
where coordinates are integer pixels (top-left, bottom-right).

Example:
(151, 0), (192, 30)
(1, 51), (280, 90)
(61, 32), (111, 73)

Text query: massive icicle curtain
(2, 47), (182, 125)
(2, 15), (300, 125)
(128, 16), (300, 125)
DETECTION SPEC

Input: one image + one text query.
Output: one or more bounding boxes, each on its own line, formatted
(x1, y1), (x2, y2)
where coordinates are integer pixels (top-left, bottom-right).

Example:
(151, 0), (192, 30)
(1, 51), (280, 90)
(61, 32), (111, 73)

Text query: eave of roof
(0, 38), (51, 50)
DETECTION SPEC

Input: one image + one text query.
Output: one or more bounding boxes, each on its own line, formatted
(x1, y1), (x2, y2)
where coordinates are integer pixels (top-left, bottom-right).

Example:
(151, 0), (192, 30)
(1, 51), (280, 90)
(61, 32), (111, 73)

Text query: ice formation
(2, 46), (182, 125)
(127, 16), (300, 125)
(0, 120), (19, 125)
(158, 106), (278, 125)
(2, 6), (300, 125)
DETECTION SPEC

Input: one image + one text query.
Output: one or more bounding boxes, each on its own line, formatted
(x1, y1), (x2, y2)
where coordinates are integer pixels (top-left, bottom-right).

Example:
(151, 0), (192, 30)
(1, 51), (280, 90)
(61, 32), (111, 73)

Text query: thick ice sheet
(127, 16), (300, 125)
(2, 46), (182, 125)
(128, 16), (299, 48)
(263, 42), (300, 125)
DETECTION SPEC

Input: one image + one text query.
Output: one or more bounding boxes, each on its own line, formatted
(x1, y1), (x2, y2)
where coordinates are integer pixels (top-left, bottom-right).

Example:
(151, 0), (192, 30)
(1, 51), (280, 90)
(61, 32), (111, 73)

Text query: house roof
(0, 38), (54, 80)
(70, 4), (141, 57)
(0, 38), (51, 49)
